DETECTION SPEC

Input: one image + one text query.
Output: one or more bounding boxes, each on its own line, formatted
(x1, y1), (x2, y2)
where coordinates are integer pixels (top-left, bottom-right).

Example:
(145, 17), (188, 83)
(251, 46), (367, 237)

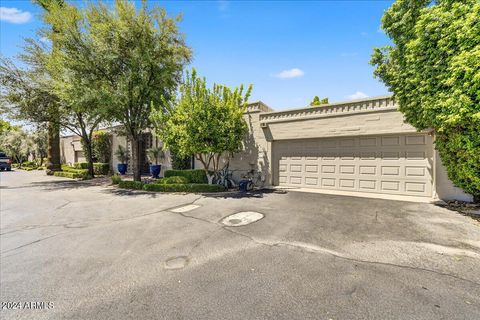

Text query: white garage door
(273, 134), (433, 197)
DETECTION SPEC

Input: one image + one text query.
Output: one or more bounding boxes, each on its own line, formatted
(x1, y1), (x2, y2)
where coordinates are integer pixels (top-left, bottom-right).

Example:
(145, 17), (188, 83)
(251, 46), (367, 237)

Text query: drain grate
(221, 211), (264, 227)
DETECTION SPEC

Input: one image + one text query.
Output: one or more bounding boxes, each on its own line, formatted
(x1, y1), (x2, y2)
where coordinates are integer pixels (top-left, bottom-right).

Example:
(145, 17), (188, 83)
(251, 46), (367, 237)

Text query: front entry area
(273, 134), (434, 198)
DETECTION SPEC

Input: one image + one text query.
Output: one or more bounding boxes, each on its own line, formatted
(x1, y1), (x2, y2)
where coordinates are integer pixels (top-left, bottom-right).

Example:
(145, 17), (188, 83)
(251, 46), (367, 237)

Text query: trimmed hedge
(118, 180), (144, 190)
(143, 183), (225, 193)
(93, 162), (109, 175)
(71, 162), (109, 175)
(60, 165), (89, 179)
(54, 171), (87, 179)
(157, 176), (189, 184)
(73, 162), (89, 169)
(164, 169), (208, 184)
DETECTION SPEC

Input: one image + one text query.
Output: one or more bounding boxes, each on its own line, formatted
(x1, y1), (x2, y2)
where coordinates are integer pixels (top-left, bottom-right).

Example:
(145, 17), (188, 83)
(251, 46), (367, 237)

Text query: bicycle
(239, 169), (263, 191)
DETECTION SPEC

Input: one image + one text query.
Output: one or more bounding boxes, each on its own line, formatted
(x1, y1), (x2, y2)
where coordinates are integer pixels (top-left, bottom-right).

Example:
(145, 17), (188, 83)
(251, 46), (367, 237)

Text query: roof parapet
(259, 95), (395, 123)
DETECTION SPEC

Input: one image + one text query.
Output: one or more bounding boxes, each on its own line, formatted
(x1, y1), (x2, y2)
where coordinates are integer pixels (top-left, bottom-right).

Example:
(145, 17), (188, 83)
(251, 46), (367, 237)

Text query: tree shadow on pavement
(101, 187), (159, 198)
(202, 188), (288, 199)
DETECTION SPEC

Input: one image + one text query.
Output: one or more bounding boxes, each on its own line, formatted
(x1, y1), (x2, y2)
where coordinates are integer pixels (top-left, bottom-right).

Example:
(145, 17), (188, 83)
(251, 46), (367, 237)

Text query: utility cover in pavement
(221, 211), (264, 226)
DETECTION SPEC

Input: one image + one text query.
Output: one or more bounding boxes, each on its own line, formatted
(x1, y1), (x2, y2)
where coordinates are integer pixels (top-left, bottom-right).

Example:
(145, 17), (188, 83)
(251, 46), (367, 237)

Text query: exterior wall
(111, 133), (127, 173)
(61, 129), (178, 177)
(260, 97), (420, 141)
(60, 135), (82, 165)
(434, 151), (473, 202)
(228, 110), (271, 186)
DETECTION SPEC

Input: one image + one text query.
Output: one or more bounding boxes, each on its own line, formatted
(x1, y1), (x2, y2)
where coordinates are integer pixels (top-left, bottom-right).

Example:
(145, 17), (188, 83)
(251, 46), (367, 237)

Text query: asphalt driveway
(1, 170), (480, 320)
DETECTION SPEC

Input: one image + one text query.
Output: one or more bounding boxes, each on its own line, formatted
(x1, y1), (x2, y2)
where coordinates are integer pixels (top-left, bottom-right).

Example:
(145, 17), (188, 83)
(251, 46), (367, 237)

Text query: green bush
(53, 171), (88, 179)
(118, 180), (144, 190)
(92, 131), (111, 163)
(164, 169), (207, 184)
(111, 174), (122, 184)
(171, 152), (191, 170)
(73, 162), (89, 169)
(143, 183), (225, 193)
(60, 165), (89, 178)
(22, 161), (35, 167)
(93, 162), (109, 175)
(21, 167), (35, 171)
(157, 176), (189, 184)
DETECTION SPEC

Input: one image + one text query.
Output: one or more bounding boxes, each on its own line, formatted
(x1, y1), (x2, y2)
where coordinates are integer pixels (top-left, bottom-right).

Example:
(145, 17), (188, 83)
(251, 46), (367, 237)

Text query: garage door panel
(305, 177), (319, 186)
(274, 134), (433, 197)
(321, 178), (336, 187)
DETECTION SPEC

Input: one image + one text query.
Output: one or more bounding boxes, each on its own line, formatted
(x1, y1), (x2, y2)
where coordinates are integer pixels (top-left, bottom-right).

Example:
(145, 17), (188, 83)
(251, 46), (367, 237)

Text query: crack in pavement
(0, 233), (66, 255)
(0, 197), (204, 236)
(165, 207), (480, 287)
(3, 193), (480, 288)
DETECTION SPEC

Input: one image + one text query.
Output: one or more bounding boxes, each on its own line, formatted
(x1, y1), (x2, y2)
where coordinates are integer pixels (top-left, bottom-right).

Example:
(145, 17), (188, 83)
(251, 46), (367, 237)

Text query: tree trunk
(206, 172), (214, 185)
(131, 136), (142, 181)
(85, 139), (95, 178)
(46, 120), (61, 175)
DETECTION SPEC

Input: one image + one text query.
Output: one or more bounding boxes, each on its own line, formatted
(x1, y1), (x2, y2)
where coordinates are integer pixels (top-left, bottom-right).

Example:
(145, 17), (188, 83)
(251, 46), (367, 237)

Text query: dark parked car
(0, 152), (12, 171)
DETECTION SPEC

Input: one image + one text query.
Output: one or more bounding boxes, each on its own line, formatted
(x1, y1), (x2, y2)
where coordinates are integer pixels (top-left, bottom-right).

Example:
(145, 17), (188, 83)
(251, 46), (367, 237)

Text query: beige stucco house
(60, 95), (473, 203)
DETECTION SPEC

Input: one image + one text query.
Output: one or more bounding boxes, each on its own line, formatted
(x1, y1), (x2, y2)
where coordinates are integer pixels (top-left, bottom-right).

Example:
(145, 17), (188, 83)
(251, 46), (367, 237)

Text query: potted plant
(114, 145), (128, 175)
(146, 146), (165, 179)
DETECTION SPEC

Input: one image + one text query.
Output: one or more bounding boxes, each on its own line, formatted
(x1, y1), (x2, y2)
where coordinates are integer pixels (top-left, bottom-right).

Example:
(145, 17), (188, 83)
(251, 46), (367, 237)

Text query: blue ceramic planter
(117, 163), (128, 175)
(150, 164), (161, 179)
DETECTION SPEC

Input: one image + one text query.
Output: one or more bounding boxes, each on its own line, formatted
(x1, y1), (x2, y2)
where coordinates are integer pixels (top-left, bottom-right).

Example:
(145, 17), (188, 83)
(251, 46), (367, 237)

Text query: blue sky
(0, 0), (393, 110)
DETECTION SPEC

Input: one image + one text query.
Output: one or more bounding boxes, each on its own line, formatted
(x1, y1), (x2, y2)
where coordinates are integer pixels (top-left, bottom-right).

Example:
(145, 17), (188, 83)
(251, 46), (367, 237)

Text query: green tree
(0, 129), (30, 164)
(310, 96), (328, 106)
(371, 0), (480, 202)
(44, 0), (192, 181)
(34, 0), (65, 174)
(0, 119), (19, 135)
(31, 128), (48, 166)
(43, 2), (114, 178)
(0, 36), (105, 178)
(0, 48), (62, 171)
(91, 131), (112, 163)
(151, 69), (252, 184)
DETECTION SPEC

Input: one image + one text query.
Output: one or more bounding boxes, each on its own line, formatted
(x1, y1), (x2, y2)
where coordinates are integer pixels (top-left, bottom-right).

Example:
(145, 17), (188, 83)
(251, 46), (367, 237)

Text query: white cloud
(347, 91), (369, 100)
(273, 68), (304, 79)
(0, 7), (32, 24)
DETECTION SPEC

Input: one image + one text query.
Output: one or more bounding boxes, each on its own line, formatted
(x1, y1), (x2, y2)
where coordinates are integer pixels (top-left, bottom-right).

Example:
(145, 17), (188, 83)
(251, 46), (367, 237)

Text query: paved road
(1, 170), (480, 320)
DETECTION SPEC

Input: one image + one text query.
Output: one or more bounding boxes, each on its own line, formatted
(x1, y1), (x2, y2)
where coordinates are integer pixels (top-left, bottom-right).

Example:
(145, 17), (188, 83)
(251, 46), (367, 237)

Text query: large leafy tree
(34, 0), (65, 174)
(151, 69), (252, 184)
(0, 36), (106, 178)
(45, 0), (192, 181)
(371, 0), (480, 202)
(0, 129), (31, 164)
(0, 119), (19, 135)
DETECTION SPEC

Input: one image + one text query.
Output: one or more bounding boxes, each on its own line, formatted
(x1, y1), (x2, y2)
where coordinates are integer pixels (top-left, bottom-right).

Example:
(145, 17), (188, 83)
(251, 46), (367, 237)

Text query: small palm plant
(114, 145), (128, 164)
(146, 147), (165, 165)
